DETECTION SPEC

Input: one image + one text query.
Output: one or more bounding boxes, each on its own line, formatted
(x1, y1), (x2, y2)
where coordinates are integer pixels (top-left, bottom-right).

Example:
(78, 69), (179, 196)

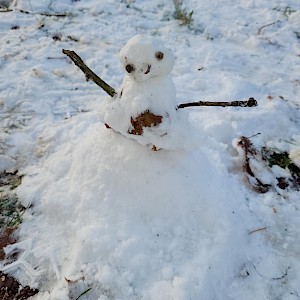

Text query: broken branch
(17, 8), (69, 17)
(0, 9), (13, 12)
(62, 49), (117, 97)
(248, 227), (267, 235)
(257, 20), (280, 35)
(177, 98), (257, 109)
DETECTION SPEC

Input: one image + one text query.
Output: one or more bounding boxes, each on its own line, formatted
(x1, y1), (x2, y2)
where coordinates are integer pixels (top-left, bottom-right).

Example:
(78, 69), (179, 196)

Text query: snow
(119, 34), (175, 80)
(290, 149), (300, 168)
(101, 34), (188, 150)
(0, 0), (300, 299)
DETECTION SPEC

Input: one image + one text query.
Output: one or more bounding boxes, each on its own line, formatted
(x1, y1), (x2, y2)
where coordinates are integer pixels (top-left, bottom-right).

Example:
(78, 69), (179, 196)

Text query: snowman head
(119, 34), (175, 82)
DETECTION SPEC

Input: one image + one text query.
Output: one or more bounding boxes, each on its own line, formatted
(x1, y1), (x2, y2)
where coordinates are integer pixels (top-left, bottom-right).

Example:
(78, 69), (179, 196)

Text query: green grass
(268, 151), (293, 169)
(0, 171), (25, 229)
(0, 190), (25, 228)
(261, 147), (300, 190)
(173, 0), (194, 28)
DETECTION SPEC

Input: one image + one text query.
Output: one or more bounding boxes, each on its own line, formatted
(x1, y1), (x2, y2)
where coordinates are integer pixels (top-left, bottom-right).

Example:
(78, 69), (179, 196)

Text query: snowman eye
(155, 51), (164, 60)
(125, 64), (135, 73)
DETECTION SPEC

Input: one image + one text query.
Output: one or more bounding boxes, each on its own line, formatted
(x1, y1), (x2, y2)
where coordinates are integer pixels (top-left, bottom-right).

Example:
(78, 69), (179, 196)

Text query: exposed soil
(0, 227), (16, 260)
(0, 171), (39, 299)
(0, 171), (23, 190)
(0, 272), (38, 300)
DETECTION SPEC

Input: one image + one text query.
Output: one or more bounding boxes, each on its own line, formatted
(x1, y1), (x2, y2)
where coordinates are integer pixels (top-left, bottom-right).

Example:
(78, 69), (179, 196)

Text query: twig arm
(62, 49), (257, 108)
(62, 49), (117, 97)
(177, 97), (258, 109)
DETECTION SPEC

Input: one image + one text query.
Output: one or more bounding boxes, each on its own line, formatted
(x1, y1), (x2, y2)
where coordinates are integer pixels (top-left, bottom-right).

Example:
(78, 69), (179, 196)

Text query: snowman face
(119, 35), (175, 82)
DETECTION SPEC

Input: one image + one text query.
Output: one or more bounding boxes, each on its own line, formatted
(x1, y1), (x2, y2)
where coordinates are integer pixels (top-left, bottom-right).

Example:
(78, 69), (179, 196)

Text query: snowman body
(120, 73), (177, 133)
(101, 35), (184, 149)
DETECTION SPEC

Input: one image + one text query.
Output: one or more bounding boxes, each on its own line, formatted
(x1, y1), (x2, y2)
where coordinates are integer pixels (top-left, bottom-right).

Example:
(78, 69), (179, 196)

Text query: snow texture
(0, 0), (300, 299)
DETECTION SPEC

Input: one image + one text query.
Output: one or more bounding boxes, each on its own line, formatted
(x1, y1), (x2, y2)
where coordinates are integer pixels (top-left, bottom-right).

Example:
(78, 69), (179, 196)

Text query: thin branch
(177, 98), (258, 109)
(0, 7), (69, 16)
(248, 227), (267, 235)
(75, 288), (92, 300)
(17, 8), (69, 17)
(47, 56), (68, 60)
(62, 49), (117, 97)
(257, 20), (280, 35)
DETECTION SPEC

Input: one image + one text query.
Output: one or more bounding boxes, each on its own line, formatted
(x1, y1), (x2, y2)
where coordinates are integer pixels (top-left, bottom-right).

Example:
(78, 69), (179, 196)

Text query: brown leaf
(0, 228), (16, 260)
(0, 272), (38, 300)
(128, 110), (163, 135)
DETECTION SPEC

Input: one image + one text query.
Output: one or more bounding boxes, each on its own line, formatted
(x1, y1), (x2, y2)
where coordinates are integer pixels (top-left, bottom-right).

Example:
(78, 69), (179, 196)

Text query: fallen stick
(62, 49), (258, 107)
(0, 9), (13, 12)
(62, 49), (117, 97)
(257, 20), (280, 35)
(248, 226), (267, 235)
(177, 98), (257, 109)
(18, 8), (69, 17)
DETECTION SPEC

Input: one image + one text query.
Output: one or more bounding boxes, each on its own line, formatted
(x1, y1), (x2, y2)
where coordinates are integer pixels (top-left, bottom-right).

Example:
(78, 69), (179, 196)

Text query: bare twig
(75, 288), (92, 300)
(17, 8), (69, 17)
(0, 7), (69, 16)
(62, 49), (117, 97)
(272, 266), (291, 281)
(0, 9), (13, 12)
(248, 227), (267, 235)
(177, 98), (258, 109)
(47, 56), (68, 60)
(257, 20), (280, 35)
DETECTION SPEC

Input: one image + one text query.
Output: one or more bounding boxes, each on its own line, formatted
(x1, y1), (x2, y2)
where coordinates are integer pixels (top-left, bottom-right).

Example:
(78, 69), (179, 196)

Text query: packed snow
(100, 34), (193, 150)
(0, 0), (300, 299)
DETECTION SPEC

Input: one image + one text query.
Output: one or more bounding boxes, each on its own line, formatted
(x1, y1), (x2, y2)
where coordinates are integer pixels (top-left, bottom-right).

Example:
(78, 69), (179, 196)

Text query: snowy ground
(0, 0), (300, 299)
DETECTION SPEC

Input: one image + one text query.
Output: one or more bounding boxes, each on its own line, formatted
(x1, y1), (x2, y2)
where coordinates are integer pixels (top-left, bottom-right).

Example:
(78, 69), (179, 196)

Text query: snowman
(100, 34), (194, 150)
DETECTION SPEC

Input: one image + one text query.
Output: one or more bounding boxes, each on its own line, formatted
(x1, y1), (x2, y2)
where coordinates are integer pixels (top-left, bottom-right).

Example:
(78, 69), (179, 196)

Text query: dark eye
(155, 51), (164, 60)
(125, 64), (135, 73)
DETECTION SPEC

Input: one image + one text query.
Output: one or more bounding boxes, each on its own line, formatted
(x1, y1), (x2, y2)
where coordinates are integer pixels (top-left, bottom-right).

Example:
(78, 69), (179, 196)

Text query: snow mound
(15, 113), (252, 299)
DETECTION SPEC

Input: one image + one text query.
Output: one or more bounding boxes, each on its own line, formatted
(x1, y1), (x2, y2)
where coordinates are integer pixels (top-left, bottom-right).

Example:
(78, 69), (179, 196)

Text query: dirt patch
(0, 171), (39, 299)
(0, 228), (16, 260)
(0, 272), (38, 300)
(0, 171), (23, 190)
